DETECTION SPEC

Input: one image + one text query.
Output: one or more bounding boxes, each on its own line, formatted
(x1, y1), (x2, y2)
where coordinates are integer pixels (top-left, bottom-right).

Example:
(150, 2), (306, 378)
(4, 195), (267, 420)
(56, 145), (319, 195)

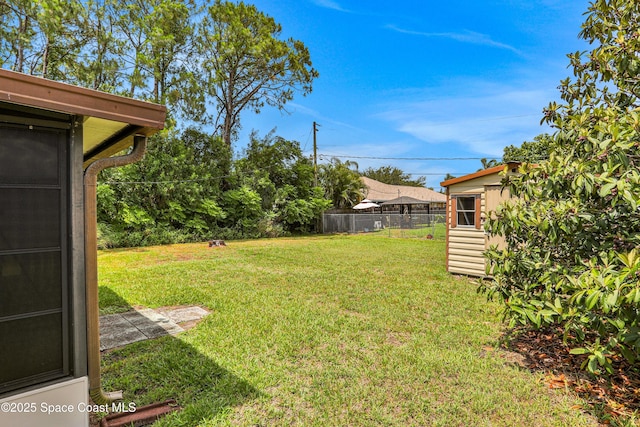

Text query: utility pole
(313, 121), (319, 186)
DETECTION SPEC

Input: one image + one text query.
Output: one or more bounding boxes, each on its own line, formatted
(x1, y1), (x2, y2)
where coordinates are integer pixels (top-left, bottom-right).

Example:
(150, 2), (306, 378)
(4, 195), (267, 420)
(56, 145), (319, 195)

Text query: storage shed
(440, 163), (519, 277)
(0, 69), (166, 426)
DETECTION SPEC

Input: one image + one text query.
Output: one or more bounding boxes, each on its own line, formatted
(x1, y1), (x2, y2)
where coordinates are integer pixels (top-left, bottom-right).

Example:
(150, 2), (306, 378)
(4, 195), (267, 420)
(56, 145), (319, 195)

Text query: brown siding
(445, 187), (450, 272)
(475, 195), (482, 230)
(450, 195), (457, 228)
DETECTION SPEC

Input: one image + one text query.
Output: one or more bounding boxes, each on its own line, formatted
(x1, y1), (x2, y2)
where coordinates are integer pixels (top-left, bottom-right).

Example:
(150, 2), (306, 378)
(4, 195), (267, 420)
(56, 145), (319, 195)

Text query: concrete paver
(156, 306), (210, 324)
(99, 306), (208, 351)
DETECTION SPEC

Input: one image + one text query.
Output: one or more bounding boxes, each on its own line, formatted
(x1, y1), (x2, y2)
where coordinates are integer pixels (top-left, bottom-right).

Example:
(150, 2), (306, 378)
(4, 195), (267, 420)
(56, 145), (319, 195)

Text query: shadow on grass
(99, 286), (133, 314)
(97, 288), (262, 426)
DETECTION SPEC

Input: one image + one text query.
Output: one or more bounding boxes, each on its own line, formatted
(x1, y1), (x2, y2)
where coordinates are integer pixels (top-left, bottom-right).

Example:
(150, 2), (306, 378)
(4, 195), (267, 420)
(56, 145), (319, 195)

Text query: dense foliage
(502, 134), (552, 163)
(0, 0), (326, 246)
(361, 166), (426, 187)
(97, 129), (330, 247)
(482, 0), (640, 375)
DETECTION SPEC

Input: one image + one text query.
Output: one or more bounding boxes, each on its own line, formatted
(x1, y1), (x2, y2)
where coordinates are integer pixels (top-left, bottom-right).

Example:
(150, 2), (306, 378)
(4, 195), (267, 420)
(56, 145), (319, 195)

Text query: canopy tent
(352, 199), (380, 210)
(380, 196), (427, 206)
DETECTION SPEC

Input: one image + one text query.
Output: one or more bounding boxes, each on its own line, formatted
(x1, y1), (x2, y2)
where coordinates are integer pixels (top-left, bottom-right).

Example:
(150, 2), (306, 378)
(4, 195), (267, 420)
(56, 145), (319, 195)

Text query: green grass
(382, 222), (446, 239)
(98, 234), (595, 426)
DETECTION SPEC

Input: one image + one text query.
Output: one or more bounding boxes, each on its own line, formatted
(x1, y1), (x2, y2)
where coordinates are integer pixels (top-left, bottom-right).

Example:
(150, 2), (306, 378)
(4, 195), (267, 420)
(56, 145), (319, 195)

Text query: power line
(406, 172), (476, 176)
(301, 127), (313, 152)
(101, 174), (234, 185)
(319, 153), (501, 161)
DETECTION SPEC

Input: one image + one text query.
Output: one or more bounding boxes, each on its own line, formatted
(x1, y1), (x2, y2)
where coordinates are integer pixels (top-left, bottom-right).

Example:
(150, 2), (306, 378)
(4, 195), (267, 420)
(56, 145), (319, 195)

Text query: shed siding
(448, 226), (486, 276)
(448, 261), (485, 276)
(484, 185), (510, 250)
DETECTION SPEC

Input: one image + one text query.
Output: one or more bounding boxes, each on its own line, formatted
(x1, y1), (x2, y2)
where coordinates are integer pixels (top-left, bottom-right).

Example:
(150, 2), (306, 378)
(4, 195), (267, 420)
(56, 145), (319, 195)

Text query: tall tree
(0, 0), (84, 77)
(198, 0), (318, 146)
(235, 130), (330, 232)
(114, 0), (202, 121)
(361, 165), (426, 187)
(71, 0), (125, 91)
(0, 0), (37, 72)
(482, 0), (640, 374)
(502, 133), (552, 163)
(34, 0), (85, 79)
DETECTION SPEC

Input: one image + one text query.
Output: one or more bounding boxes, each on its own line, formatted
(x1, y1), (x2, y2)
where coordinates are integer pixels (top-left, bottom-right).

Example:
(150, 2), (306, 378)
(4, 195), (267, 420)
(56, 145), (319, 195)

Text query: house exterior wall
(445, 173), (504, 277)
(0, 377), (88, 427)
(0, 106), (89, 425)
(484, 185), (510, 251)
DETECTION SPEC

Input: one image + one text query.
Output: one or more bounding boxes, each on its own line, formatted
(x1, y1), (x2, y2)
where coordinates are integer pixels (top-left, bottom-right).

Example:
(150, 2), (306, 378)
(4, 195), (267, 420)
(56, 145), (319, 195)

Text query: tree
(0, 0), (205, 121)
(71, 0), (125, 91)
(198, 0), (318, 146)
(97, 127), (231, 245)
(235, 130), (330, 233)
(319, 158), (365, 209)
(502, 133), (552, 163)
(482, 0), (640, 374)
(113, 0), (203, 121)
(361, 165), (426, 187)
(0, 0), (85, 77)
(477, 158), (499, 171)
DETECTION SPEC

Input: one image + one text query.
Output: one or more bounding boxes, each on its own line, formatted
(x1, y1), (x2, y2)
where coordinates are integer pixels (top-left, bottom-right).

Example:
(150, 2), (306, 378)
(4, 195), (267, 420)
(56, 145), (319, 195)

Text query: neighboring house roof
(440, 162), (521, 187)
(380, 196), (428, 206)
(361, 176), (446, 203)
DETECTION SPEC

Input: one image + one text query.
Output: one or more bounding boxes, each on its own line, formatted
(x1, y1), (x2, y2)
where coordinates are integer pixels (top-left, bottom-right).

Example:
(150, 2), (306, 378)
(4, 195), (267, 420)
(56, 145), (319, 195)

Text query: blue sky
(237, 0), (591, 190)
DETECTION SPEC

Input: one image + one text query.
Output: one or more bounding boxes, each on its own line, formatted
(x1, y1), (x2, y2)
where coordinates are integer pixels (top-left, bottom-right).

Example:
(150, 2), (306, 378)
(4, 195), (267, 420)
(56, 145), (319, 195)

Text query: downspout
(84, 135), (147, 404)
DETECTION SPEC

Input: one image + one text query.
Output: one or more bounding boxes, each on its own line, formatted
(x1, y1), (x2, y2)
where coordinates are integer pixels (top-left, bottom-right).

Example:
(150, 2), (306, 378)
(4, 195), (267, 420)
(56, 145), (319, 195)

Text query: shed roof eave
(440, 162), (521, 187)
(0, 69), (166, 128)
(0, 69), (166, 159)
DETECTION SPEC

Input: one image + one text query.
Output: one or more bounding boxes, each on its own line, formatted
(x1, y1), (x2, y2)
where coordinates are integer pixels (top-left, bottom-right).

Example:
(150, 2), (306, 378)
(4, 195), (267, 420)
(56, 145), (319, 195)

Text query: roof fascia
(440, 162), (520, 187)
(0, 69), (166, 130)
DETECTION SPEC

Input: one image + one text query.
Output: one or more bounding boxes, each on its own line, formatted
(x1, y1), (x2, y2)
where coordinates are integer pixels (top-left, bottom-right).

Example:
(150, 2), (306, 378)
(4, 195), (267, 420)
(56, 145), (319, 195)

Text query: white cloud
(310, 0), (350, 13)
(378, 84), (556, 156)
(385, 24), (522, 55)
(286, 102), (363, 132)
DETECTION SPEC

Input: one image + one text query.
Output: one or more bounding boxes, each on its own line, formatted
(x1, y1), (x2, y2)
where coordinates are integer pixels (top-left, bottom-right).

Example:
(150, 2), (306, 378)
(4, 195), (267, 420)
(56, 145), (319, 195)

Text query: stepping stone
(122, 309), (184, 338)
(99, 314), (147, 351)
(157, 306), (209, 324)
(99, 306), (208, 351)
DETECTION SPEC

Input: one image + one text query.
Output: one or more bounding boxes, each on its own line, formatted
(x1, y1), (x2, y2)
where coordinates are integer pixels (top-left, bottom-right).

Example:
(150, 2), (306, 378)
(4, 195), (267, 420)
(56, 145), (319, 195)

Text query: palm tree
(478, 158), (499, 171)
(318, 158), (366, 209)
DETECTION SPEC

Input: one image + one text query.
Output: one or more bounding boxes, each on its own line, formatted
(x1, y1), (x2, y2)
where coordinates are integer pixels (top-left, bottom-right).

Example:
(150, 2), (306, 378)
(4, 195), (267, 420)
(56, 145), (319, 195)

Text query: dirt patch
(386, 331), (411, 347)
(498, 326), (640, 423)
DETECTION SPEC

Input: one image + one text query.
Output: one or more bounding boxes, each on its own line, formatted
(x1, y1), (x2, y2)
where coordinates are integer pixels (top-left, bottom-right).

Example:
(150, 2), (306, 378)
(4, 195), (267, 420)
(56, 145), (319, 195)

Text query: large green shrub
(482, 1), (640, 375)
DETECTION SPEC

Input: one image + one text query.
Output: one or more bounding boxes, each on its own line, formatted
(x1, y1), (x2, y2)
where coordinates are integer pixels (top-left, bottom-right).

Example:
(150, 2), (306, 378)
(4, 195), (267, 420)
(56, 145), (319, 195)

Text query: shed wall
(446, 173), (503, 277)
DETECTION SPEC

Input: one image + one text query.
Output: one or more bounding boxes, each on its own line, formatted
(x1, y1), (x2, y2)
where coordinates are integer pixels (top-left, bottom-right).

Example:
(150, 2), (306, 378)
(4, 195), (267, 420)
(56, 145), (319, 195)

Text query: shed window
(456, 196), (477, 227)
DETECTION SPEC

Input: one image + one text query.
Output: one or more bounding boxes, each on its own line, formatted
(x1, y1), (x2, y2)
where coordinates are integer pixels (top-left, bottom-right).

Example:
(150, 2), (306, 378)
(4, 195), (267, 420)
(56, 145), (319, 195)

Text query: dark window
(0, 124), (69, 395)
(456, 196), (476, 226)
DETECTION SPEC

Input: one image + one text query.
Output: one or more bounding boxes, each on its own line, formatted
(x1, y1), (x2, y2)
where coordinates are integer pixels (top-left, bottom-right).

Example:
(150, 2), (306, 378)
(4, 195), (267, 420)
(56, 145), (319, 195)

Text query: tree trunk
(42, 41), (49, 78)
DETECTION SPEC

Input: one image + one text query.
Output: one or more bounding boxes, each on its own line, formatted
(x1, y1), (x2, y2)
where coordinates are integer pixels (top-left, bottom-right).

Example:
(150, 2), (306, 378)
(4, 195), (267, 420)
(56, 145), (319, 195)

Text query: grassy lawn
(382, 222), (446, 239)
(98, 234), (595, 426)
